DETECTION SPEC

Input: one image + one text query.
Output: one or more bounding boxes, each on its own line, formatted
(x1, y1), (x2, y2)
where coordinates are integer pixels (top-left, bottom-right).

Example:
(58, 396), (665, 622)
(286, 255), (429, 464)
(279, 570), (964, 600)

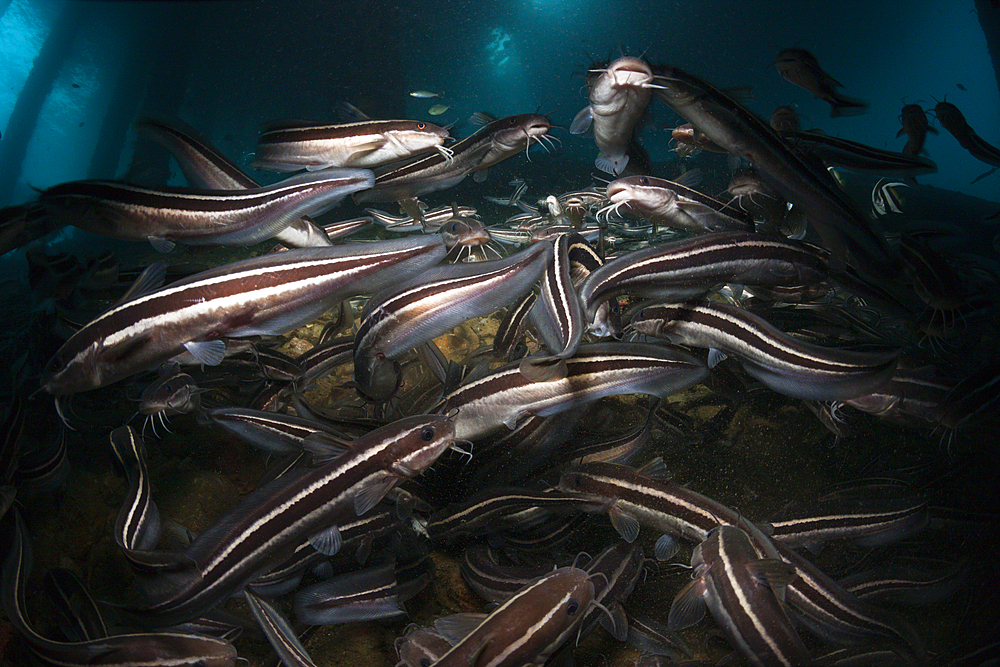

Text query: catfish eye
(450, 222), (459, 232)
(638, 176), (649, 185)
(566, 599), (580, 615)
(421, 427), (435, 441)
(417, 122), (426, 129)
(47, 354), (66, 373)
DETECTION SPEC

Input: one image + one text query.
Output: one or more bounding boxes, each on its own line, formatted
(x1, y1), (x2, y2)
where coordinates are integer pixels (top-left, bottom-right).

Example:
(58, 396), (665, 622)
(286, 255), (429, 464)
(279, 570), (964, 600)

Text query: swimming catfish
(571, 56), (657, 175)
(774, 48), (867, 117)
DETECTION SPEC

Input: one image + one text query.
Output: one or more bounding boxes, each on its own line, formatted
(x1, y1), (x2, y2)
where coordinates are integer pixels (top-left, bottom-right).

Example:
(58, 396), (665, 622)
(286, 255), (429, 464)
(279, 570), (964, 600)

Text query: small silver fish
(410, 90), (442, 98)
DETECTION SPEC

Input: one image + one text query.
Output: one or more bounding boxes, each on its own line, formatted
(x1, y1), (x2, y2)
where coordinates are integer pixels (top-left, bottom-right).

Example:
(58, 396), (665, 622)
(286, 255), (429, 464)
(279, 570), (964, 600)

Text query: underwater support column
(0, 1), (86, 205)
(975, 0), (1000, 105)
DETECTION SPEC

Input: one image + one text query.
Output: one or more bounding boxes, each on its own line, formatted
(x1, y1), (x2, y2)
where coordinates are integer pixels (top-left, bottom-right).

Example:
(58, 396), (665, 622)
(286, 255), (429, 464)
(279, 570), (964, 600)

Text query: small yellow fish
(428, 104), (450, 116)
(409, 90), (441, 99)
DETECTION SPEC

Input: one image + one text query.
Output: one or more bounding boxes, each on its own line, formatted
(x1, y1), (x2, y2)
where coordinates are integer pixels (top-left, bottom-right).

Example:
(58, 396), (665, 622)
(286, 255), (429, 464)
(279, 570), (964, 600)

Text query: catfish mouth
(524, 120), (551, 137)
(727, 184), (761, 197)
(611, 67), (653, 88)
(604, 181), (632, 202)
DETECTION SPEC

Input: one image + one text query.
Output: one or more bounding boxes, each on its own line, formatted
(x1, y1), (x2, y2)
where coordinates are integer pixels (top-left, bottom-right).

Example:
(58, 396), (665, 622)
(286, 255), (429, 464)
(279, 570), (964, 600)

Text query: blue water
(1, 0), (997, 206)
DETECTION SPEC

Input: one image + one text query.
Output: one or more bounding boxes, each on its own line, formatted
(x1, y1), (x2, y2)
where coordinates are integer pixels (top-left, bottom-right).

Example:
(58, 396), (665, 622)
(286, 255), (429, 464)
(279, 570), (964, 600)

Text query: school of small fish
(1, 48), (999, 667)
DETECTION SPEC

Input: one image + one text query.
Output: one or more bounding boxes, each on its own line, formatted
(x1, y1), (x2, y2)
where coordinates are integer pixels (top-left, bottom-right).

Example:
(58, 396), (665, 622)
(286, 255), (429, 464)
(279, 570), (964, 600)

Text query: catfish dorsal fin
(113, 261), (168, 308)
(434, 612), (489, 644)
(469, 112), (495, 126)
(637, 456), (671, 480)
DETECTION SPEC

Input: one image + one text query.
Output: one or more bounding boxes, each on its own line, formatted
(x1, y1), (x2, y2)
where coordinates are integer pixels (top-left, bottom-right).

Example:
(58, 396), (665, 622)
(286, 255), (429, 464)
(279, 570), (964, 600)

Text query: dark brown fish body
(253, 118), (451, 171)
(41, 237), (445, 396)
(2, 512), (238, 666)
(774, 48), (868, 117)
(129, 414), (458, 626)
(431, 567), (594, 667)
(770, 105), (801, 133)
(935, 101), (1000, 168)
(138, 117), (334, 248)
(439, 204), (495, 261)
(654, 65), (895, 278)
(630, 300), (900, 401)
(726, 167), (789, 232)
(671, 123), (727, 153)
(897, 104), (936, 157)
(558, 462), (925, 660)
(784, 130), (937, 177)
(38, 169), (373, 250)
(668, 526), (811, 667)
(355, 114), (550, 204)
(604, 175), (754, 234)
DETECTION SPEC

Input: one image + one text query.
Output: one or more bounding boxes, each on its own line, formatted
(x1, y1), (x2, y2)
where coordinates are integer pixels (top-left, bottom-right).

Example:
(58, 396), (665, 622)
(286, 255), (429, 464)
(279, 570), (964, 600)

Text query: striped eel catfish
(630, 300), (900, 401)
(577, 232), (829, 322)
(109, 426), (162, 553)
(40, 235), (446, 397)
(42, 568), (108, 642)
(557, 460), (779, 551)
(248, 504), (407, 597)
(427, 487), (604, 542)
(935, 101), (1000, 169)
(460, 545), (552, 603)
(653, 65), (898, 279)
(395, 627), (453, 667)
(601, 175), (755, 234)
(460, 542), (643, 643)
(429, 566), (595, 667)
(433, 342), (710, 442)
(366, 204), (479, 233)
(762, 481), (928, 549)
(773, 48), (868, 118)
(38, 167), (373, 252)
(564, 231), (622, 338)
(577, 541), (645, 641)
(138, 368), (204, 436)
(570, 56), (657, 176)
(670, 122), (728, 156)
(126, 414), (458, 627)
(252, 117), (452, 172)
(773, 540), (924, 662)
(522, 233), (587, 381)
(291, 557), (431, 625)
(244, 589), (319, 667)
(137, 117), (333, 248)
(898, 104), (936, 157)
(557, 462), (925, 662)
(206, 407), (352, 455)
(668, 525), (812, 667)
(353, 242), (551, 402)
(354, 113), (551, 205)
(837, 560), (969, 605)
(1, 511), (238, 667)
(783, 130), (937, 177)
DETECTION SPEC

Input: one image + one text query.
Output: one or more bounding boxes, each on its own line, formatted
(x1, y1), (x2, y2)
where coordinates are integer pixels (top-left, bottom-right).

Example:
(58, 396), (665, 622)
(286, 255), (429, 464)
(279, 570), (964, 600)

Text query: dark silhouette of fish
(935, 100), (1000, 182)
(774, 48), (868, 117)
